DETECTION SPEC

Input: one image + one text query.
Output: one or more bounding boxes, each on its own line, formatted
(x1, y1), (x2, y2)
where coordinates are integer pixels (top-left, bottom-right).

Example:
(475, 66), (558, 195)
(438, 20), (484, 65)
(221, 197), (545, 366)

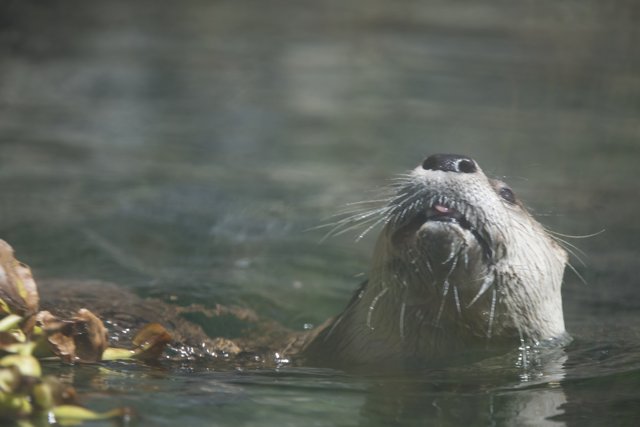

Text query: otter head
(372, 154), (568, 350)
(303, 154), (569, 368)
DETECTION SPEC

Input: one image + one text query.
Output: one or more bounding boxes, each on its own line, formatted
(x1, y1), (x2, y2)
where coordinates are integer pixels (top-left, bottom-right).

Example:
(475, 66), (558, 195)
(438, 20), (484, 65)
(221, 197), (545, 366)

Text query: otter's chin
(416, 222), (488, 278)
(417, 221), (473, 261)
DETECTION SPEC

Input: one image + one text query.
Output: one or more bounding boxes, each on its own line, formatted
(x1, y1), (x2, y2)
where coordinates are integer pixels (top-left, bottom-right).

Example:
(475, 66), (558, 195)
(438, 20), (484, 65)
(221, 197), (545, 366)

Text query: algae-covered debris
(0, 239), (172, 425)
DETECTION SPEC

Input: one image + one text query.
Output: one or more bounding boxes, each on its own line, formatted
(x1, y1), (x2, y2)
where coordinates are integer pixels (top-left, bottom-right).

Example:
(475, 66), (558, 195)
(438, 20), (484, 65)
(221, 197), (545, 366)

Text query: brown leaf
(35, 311), (69, 334)
(46, 332), (77, 363)
(131, 323), (172, 361)
(35, 309), (108, 363)
(36, 311), (75, 363)
(71, 309), (108, 362)
(0, 240), (39, 317)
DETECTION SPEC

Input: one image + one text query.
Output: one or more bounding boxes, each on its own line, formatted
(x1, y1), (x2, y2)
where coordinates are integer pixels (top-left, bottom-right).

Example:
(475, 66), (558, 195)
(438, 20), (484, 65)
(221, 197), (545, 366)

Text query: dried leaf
(0, 240), (39, 318)
(36, 311), (76, 363)
(36, 309), (108, 363)
(71, 309), (108, 362)
(46, 331), (77, 363)
(131, 323), (172, 361)
(34, 311), (67, 334)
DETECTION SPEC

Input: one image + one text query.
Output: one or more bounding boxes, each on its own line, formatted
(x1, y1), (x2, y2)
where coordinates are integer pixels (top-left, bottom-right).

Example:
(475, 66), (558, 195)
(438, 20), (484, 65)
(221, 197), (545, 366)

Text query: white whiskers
(367, 287), (389, 330)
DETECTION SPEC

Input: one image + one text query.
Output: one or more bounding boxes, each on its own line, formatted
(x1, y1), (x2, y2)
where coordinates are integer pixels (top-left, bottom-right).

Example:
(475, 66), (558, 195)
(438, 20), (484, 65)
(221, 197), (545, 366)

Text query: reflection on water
(1, 0), (639, 426)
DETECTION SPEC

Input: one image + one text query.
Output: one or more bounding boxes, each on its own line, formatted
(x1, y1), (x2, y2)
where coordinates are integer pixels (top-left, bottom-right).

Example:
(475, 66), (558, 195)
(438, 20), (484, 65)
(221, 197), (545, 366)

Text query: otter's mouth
(394, 201), (493, 261)
(426, 204), (470, 226)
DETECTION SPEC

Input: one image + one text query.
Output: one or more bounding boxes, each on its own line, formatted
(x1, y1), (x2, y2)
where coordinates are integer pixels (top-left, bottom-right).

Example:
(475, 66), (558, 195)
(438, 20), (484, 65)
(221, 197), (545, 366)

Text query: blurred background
(0, 1), (639, 425)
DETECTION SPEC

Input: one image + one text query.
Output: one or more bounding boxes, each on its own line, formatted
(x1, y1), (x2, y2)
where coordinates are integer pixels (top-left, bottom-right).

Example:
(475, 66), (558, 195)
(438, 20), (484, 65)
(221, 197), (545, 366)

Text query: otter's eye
(499, 187), (517, 204)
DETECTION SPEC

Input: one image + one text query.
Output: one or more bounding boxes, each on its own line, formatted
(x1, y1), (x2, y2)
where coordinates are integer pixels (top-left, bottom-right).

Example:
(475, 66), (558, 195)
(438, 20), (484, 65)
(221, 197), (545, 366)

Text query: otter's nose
(421, 154), (477, 174)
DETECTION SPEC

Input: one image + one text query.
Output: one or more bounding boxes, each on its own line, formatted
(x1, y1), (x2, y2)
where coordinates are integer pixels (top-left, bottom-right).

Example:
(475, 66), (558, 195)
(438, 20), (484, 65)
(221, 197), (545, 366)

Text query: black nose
(421, 154), (477, 174)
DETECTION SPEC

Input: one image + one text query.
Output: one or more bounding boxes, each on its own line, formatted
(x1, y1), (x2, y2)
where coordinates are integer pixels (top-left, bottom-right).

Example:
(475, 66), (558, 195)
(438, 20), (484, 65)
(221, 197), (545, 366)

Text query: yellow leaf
(51, 405), (132, 424)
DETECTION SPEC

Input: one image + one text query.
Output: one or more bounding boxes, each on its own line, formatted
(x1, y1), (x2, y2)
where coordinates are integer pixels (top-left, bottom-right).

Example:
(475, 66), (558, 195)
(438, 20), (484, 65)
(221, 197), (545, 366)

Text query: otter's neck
(303, 246), (514, 368)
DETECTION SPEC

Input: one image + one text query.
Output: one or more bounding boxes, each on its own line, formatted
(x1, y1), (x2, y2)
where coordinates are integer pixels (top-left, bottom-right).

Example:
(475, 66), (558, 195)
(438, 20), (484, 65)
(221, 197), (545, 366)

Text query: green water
(1, 0), (639, 425)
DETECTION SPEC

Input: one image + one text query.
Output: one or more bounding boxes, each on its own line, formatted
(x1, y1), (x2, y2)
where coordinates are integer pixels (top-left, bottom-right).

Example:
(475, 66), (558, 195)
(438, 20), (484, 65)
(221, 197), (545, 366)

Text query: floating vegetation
(0, 239), (172, 425)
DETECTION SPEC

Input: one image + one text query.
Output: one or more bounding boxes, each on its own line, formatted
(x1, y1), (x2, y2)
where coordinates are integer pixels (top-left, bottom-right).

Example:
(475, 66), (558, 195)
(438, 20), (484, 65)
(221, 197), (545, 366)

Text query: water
(1, 0), (639, 425)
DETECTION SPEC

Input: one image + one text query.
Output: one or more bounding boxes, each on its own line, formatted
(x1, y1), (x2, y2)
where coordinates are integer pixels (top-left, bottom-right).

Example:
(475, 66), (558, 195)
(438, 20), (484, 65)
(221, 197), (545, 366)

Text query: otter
(299, 154), (569, 369)
(32, 154), (569, 370)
